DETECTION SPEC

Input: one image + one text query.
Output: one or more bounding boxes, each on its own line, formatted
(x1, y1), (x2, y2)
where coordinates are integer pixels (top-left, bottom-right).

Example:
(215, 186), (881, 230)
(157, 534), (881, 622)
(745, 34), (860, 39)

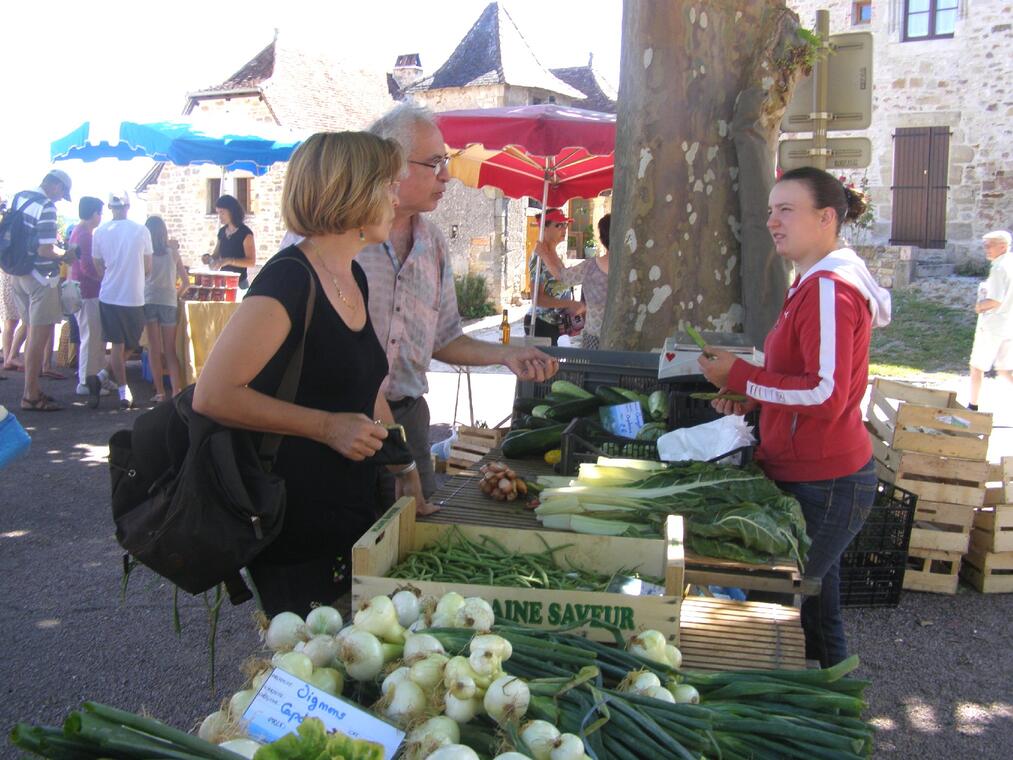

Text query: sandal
(40, 369), (67, 380)
(21, 393), (63, 412)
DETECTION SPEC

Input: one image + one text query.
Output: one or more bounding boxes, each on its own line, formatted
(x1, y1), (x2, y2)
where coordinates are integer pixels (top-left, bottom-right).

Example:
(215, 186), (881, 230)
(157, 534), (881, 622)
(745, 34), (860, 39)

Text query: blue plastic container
(0, 407), (32, 470)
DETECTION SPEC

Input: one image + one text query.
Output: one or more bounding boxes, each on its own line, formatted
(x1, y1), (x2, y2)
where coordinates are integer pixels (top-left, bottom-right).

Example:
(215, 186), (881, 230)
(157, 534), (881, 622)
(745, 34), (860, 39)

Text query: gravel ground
(1, 362), (1011, 759)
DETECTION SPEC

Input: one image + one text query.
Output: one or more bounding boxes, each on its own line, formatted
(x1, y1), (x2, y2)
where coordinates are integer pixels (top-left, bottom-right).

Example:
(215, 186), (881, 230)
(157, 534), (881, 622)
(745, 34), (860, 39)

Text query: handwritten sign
(243, 668), (404, 758)
(600, 401), (644, 438)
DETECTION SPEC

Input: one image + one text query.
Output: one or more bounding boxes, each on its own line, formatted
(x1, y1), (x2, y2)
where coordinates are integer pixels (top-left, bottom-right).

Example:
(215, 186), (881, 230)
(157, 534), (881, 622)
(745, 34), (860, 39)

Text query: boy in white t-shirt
(968, 230), (1013, 411)
(92, 191), (152, 408)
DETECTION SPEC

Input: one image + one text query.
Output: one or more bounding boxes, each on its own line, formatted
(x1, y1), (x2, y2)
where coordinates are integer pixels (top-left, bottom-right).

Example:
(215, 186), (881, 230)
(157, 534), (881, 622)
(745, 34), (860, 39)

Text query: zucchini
(501, 424), (567, 458)
(636, 422), (667, 441)
(648, 390), (669, 422)
(545, 397), (602, 422)
(550, 380), (594, 400)
(531, 405), (553, 419)
(611, 386), (651, 416)
(517, 414), (560, 430)
(594, 386), (630, 405)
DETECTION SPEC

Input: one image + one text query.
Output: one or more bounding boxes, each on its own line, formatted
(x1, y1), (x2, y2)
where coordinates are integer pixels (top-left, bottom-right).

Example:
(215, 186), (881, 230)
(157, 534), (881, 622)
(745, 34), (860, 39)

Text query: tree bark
(602, 1), (804, 350)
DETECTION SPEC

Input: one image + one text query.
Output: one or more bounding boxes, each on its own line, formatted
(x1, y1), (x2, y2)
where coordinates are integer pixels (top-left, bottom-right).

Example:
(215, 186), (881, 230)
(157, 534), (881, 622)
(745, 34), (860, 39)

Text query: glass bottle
(500, 309), (510, 345)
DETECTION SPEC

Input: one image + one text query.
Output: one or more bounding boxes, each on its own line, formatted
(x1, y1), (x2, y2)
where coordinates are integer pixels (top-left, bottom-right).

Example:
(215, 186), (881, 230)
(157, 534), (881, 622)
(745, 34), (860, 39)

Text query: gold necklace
(307, 243), (357, 311)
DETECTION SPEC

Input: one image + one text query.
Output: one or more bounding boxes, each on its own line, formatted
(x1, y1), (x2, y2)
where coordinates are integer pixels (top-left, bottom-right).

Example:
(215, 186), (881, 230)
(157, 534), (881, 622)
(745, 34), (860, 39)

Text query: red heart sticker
(665, 352), (676, 361)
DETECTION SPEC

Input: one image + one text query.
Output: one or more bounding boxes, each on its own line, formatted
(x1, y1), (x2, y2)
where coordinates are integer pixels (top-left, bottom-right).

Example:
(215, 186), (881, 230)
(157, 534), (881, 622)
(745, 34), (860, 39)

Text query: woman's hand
(710, 386), (760, 417)
(319, 413), (388, 460)
(697, 346), (737, 388)
(395, 466), (441, 517)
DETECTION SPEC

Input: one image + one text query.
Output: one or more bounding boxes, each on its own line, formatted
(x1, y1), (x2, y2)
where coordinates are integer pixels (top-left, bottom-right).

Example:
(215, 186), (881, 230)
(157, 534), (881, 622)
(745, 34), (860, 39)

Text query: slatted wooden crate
(903, 548), (962, 594)
(866, 378), (993, 462)
(352, 497), (685, 643)
(984, 457), (1013, 506)
(446, 426), (507, 475)
(908, 520), (972, 554)
(972, 505), (1013, 553)
(961, 539), (1013, 594)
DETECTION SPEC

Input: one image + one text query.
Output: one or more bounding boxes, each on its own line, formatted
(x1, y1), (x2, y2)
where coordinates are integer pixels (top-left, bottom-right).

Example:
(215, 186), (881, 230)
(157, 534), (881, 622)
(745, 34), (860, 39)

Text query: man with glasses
(361, 102), (559, 511)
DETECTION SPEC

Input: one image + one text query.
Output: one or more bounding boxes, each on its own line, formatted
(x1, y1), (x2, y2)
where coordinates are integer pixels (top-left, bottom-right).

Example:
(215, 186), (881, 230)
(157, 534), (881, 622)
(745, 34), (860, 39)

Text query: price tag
(599, 401), (644, 438)
(243, 669), (404, 758)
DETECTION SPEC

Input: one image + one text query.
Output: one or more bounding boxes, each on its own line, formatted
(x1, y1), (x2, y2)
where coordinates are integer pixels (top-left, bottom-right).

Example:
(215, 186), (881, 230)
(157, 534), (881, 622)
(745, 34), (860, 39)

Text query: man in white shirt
(92, 191), (152, 409)
(968, 230), (1013, 410)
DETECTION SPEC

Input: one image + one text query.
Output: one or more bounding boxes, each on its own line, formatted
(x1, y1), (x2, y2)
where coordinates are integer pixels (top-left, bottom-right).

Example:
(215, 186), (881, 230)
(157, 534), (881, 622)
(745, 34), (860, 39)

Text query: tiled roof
(550, 64), (617, 114)
(404, 2), (582, 99)
(187, 34), (393, 132)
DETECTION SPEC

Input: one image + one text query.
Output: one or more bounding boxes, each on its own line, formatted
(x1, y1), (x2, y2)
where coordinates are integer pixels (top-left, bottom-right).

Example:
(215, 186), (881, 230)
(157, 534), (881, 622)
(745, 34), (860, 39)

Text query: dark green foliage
(455, 273), (498, 318)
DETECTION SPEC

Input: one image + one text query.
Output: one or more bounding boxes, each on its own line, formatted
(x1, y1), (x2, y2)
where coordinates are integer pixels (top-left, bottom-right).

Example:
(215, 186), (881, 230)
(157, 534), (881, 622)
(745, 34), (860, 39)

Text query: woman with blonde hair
(194, 131), (428, 615)
(142, 216), (187, 401)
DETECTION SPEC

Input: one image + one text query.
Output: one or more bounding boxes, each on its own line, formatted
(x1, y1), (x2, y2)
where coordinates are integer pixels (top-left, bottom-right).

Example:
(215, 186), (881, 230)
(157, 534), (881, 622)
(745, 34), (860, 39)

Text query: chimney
(392, 53), (423, 92)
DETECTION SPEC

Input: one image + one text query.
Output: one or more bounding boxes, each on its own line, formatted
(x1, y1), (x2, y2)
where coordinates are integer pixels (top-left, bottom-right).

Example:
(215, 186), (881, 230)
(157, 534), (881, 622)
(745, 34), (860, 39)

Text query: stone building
(137, 34), (393, 266)
(787, 0), (1011, 276)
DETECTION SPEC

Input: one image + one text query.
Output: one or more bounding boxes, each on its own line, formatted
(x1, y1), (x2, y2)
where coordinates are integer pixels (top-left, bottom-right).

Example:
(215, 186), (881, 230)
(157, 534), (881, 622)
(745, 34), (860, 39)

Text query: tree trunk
(602, 1), (805, 351)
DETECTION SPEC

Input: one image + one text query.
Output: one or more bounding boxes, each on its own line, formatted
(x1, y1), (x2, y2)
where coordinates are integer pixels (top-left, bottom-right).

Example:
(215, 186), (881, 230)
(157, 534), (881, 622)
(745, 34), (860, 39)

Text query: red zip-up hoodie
(727, 248), (892, 482)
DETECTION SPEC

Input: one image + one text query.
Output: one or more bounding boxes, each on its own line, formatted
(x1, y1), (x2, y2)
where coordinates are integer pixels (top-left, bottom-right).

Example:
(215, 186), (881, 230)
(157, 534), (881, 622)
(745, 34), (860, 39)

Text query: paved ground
(1, 333), (1011, 758)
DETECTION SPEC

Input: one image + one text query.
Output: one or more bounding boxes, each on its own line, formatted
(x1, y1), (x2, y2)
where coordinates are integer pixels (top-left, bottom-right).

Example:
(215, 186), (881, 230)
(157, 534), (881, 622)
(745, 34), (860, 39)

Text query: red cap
(538, 208), (573, 224)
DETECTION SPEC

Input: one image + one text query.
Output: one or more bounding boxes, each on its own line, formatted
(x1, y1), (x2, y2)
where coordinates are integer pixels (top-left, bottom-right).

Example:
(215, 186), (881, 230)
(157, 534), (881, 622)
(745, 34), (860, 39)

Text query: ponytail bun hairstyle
(778, 166), (866, 234)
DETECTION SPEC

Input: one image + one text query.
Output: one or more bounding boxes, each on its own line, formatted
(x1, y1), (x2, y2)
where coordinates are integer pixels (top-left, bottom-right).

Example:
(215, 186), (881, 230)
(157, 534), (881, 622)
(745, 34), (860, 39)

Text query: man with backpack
(3, 170), (75, 411)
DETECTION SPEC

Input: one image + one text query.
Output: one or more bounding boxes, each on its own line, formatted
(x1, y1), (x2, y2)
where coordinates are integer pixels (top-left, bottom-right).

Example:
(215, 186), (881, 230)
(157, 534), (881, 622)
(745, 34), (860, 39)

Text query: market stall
(174, 271), (242, 386)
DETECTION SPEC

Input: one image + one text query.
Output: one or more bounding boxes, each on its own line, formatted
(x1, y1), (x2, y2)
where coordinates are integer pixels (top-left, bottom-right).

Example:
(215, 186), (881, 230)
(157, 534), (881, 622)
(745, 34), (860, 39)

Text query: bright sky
(0, 0), (622, 218)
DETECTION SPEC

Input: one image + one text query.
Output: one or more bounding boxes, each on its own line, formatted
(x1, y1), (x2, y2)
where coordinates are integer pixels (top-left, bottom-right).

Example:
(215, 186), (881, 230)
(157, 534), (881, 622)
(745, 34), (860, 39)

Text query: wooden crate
(903, 548), (962, 594)
(908, 520), (971, 554)
(352, 497), (685, 643)
(872, 450), (988, 508)
(985, 457), (1013, 506)
(679, 597), (806, 672)
(971, 504), (1013, 553)
(962, 537), (1013, 594)
(866, 378), (992, 461)
(447, 426), (507, 475)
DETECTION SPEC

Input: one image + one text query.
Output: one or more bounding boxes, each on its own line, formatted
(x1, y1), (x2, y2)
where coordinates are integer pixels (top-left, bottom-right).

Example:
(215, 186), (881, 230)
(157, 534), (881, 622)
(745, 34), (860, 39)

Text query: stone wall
(855, 243), (914, 288)
(140, 94), (289, 270)
(787, 0), (1012, 270)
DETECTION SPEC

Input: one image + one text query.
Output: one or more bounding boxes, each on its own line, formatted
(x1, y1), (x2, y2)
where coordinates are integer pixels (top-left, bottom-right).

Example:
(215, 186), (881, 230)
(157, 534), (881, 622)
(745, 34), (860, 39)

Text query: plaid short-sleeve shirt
(356, 215), (464, 400)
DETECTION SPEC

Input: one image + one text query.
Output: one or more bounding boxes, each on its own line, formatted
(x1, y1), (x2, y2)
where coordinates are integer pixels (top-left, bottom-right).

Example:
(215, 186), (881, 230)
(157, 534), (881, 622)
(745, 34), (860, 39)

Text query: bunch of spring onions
(386, 526), (661, 592)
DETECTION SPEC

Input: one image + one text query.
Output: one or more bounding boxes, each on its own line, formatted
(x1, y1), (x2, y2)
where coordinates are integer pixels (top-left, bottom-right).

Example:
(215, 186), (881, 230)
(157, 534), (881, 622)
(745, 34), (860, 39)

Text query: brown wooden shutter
(891, 126), (950, 249)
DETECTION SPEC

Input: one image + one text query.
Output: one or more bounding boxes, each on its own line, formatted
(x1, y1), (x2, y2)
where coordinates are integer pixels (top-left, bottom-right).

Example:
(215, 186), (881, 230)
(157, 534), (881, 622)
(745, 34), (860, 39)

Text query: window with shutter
(891, 127), (950, 249)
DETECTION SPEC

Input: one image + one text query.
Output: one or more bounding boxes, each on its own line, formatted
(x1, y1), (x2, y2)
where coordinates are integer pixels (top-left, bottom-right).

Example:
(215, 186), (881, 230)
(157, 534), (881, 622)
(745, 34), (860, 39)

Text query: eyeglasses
(409, 155), (450, 176)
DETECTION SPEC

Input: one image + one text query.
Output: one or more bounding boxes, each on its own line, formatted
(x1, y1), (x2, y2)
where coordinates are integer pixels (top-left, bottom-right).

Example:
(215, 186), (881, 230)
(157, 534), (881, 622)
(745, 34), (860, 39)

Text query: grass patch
(869, 289), (974, 376)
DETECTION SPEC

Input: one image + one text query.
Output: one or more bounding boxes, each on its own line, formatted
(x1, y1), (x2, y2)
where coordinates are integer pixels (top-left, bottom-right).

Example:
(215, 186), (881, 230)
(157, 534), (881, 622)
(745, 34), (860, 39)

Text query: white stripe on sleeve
(747, 277), (837, 406)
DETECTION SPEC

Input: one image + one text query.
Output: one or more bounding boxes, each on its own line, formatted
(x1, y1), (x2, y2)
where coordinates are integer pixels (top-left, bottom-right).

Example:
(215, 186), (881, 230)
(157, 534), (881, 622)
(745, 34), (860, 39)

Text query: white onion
(218, 738), (261, 758)
(624, 671), (661, 694)
(470, 634), (512, 661)
(550, 733), (586, 760)
(305, 605), (343, 635)
(385, 679), (426, 725)
(670, 683), (701, 704)
(354, 596), (404, 643)
(443, 693), (481, 724)
(409, 652), (448, 691)
(483, 675), (531, 725)
(627, 629), (668, 664)
(444, 656), (479, 689)
(302, 635), (339, 668)
(339, 629), (386, 681)
(493, 754), (532, 760)
(469, 649), (501, 678)
(408, 618), (428, 633)
(381, 666), (413, 697)
(403, 632), (446, 663)
(406, 715), (460, 758)
(275, 651), (314, 682)
(391, 589), (422, 627)
(250, 668), (271, 692)
(448, 673), (477, 700)
(228, 689), (256, 721)
(645, 684), (675, 703)
(308, 666), (344, 696)
(432, 592), (465, 627)
(264, 611), (307, 652)
(455, 597), (495, 631)
(197, 710), (229, 743)
(425, 745), (480, 760)
(665, 644), (683, 669)
(520, 720), (560, 760)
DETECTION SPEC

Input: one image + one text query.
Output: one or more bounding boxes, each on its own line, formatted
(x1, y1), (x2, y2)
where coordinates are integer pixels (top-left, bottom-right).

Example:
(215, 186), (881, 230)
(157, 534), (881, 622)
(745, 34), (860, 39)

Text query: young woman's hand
(710, 387), (760, 416)
(319, 413), (388, 460)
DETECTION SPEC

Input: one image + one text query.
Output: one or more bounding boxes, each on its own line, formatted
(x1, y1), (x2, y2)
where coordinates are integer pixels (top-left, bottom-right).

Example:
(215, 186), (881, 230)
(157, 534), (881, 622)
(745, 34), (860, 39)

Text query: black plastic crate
(839, 480), (918, 608)
(516, 346), (668, 400)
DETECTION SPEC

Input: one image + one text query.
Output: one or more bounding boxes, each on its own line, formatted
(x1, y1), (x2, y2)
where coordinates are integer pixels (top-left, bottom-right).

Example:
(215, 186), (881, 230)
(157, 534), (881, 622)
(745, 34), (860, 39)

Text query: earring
(358, 228), (365, 241)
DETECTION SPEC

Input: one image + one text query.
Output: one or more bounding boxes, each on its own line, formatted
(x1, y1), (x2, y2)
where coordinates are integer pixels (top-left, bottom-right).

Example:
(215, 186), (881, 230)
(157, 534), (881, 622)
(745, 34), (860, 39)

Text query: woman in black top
(193, 132), (428, 616)
(207, 194), (256, 288)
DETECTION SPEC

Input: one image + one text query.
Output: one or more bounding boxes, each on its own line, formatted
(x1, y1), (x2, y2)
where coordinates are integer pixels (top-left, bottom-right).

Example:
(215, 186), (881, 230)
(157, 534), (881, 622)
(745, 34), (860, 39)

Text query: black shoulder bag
(109, 258), (317, 604)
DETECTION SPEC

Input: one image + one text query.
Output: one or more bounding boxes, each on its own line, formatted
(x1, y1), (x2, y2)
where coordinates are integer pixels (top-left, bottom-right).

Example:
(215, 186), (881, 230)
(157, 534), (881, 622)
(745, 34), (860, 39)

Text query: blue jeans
(777, 458), (877, 668)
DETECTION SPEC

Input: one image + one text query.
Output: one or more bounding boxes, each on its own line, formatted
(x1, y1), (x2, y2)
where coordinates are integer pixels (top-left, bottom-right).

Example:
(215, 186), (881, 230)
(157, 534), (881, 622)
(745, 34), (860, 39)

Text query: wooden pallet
(972, 504), (1013, 553)
(962, 538), (1013, 594)
(866, 378), (993, 461)
(446, 427), (507, 475)
(903, 548), (962, 594)
(679, 597), (806, 672)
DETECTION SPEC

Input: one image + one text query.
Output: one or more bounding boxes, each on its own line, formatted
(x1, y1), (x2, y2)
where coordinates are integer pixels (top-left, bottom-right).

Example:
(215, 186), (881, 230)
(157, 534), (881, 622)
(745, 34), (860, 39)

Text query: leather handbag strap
(256, 257), (318, 462)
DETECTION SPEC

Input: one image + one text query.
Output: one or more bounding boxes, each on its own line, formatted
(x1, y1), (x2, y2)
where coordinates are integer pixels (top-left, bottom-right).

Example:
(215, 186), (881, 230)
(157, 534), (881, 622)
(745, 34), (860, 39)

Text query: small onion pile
(477, 461), (528, 502)
(519, 720), (591, 760)
(618, 630), (699, 706)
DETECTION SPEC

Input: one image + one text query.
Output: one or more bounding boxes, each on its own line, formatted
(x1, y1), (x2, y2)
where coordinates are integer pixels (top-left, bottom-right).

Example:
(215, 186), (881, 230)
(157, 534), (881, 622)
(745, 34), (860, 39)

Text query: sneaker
(98, 369), (118, 393)
(118, 386), (134, 410)
(85, 375), (104, 409)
